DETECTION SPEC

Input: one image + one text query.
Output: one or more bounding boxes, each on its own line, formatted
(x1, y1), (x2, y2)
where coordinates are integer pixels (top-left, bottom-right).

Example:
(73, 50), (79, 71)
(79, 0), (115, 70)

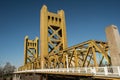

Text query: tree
(3, 62), (16, 75)
(0, 62), (16, 79)
(0, 66), (3, 77)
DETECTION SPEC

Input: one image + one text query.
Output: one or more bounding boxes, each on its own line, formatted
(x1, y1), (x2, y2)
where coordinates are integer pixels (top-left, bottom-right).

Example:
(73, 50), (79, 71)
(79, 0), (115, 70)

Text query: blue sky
(0, 0), (120, 67)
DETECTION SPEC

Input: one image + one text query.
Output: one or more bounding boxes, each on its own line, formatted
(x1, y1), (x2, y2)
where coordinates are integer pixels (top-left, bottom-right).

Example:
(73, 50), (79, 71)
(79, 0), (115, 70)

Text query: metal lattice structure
(45, 40), (111, 69)
(18, 5), (113, 71)
(19, 36), (39, 70)
(40, 5), (67, 69)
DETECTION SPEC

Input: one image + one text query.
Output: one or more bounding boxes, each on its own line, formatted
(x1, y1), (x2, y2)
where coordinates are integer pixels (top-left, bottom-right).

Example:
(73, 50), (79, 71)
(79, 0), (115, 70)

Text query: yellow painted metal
(24, 36), (39, 64)
(18, 5), (112, 71)
(18, 36), (39, 70)
(40, 5), (67, 68)
(45, 40), (111, 68)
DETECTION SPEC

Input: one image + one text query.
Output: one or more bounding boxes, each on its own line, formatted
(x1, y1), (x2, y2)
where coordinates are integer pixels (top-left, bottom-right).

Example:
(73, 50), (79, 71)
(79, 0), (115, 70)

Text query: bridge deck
(14, 66), (120, 80)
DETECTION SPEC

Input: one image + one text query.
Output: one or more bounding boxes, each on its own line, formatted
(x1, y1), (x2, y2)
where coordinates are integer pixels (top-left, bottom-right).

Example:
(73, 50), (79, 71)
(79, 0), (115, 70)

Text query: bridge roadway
(14, 66), (120, 80)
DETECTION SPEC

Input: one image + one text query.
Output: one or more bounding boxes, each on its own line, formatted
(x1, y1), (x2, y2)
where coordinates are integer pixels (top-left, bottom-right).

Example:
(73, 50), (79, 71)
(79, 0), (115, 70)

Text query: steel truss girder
(45, 40), (111, 68)
(19, 39), (111, 70)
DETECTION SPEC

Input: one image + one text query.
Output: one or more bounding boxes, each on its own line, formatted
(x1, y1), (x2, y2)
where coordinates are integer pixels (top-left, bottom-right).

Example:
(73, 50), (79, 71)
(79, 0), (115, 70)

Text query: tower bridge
(14, 5), (120, 80)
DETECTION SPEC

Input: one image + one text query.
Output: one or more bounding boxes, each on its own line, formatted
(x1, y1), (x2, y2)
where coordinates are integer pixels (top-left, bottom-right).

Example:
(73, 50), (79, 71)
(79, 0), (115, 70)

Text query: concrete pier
(106, 25), (120, 66)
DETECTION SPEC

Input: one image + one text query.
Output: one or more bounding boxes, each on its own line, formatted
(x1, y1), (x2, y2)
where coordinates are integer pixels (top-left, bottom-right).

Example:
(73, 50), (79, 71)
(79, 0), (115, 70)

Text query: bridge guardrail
(15, 66), (120, 77)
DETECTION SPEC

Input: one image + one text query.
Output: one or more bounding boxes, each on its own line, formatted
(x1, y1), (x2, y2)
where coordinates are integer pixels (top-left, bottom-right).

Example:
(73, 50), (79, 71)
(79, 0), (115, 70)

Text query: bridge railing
(95, 66), (120, 76)
(15, 66), (120, 77)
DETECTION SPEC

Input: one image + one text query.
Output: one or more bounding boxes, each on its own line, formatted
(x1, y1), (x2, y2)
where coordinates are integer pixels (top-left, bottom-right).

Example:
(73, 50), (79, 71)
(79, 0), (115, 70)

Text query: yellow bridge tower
(40, 5), (67, 69)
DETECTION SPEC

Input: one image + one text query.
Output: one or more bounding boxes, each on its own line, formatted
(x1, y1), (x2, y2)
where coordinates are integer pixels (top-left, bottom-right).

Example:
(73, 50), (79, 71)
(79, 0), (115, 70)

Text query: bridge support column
(106, 25), (120, 66)
(40, 74), (48, 80)
(13, 74), (19, 80)
(76, 77), (93, 80)
(39, 75), (43, 80)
